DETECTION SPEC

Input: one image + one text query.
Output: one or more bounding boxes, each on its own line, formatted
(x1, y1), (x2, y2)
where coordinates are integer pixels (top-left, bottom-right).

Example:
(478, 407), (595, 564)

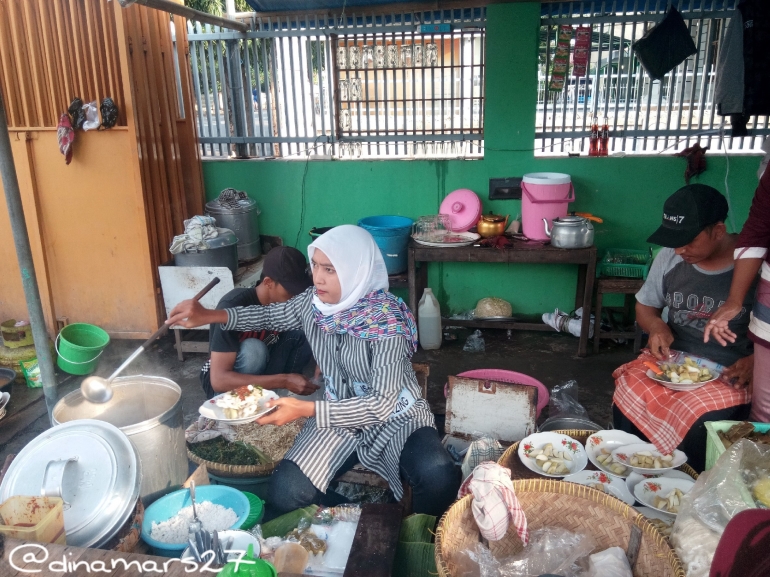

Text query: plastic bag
(462, 433), (505, 481)
(671, 439), (770, 577)
(497, 527), (596, 577)
(20, 358), (42, 388)
(463, 330), (485, 353)
(82, 101), (100, 131)
(586, 546), (632, 577)
(539, 380), (589, 430)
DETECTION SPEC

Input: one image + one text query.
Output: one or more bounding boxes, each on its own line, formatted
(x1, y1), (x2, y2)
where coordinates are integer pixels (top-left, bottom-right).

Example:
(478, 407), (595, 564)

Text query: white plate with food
(634, 477), (695, 516)
(611, 443), (687, 475)
(626, 469), (694, 498)
(585, 430), (643, 479)
(645, 351), (723, 390)
(412, 232), (480, 247)
(564, 470), (635, 505)
(199, 385), (279, 424)
(518, 432), (588, 478)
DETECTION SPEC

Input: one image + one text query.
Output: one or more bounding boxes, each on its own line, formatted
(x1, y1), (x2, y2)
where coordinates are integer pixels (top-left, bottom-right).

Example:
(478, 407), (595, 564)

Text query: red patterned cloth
(458, 462), (529, 545)
(613, 350), (751, 454)
(56, 113), (75, 164)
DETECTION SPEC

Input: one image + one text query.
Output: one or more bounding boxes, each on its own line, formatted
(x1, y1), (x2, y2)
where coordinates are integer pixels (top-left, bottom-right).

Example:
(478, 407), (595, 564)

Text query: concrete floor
(0, 327), (637, 464)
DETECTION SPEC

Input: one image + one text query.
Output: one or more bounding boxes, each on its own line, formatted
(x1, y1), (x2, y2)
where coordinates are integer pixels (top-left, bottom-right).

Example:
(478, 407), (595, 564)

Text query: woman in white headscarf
(169, 225), (459, 519)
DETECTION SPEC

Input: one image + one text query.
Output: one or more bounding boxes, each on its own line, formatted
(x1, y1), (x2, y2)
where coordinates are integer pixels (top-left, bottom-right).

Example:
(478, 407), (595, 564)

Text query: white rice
(149, 500), (238, 544)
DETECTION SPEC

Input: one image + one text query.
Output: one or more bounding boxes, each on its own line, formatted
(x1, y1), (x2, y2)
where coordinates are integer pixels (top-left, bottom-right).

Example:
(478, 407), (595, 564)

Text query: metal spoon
(80, 277), (221, 403)
(188, 480), (203, 540)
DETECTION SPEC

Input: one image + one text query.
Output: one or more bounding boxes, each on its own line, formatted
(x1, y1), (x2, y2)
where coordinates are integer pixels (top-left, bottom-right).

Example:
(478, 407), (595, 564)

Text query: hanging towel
(169, 215), (219, 254)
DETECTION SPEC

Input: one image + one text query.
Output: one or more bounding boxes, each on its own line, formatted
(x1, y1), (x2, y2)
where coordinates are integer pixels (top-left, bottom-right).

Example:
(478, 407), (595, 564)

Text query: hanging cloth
(632, 6), (697, 81)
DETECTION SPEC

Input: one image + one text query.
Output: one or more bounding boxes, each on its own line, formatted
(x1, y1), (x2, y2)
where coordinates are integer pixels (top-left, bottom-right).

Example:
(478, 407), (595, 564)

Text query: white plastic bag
(82, 100), (100, 131)
(586, 546), (632, 577)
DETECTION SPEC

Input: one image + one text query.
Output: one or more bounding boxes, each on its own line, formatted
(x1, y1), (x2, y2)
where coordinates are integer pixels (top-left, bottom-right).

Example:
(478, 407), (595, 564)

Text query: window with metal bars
(536, 0), (770, 156)
(185, 9), (485, 160)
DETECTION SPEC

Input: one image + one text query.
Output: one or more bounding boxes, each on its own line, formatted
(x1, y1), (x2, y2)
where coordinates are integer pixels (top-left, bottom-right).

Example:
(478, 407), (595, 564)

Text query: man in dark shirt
(200, 246), (319, 399)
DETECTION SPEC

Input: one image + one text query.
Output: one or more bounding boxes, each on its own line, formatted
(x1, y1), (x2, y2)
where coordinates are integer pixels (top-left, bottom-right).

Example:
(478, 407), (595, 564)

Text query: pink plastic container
(521, 173), (574, 241)
(456, 369), (550, 418)
(439, 189), (482, 232)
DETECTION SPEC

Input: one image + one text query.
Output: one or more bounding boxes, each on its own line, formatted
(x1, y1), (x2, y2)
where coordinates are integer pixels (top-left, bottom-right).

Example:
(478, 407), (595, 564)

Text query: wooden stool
(593, 278), (645, 354)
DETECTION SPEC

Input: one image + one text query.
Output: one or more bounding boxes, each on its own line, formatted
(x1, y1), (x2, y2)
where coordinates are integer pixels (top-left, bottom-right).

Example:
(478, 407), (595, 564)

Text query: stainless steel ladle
(80, 277), (220, 403)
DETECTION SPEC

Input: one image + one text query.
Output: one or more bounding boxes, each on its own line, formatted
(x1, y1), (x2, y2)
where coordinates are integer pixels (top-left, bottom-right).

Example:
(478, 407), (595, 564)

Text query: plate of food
(199, 385), (279, 424)
(518, 432), (588, 478)
(634, 477), (695, 516)
(412, 232), (480, 247)
(564, 470), (635, 505)
(612, 443), (687, 475)
(625, 469), (694, 498)
(585, 430), (643, 479)
(645, 352), (723, 390)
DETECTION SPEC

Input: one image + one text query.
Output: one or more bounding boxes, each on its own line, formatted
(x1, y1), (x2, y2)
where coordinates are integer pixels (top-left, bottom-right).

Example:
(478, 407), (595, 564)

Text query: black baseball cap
(647, 184), (729, 248)
(262, 246), (312, 296)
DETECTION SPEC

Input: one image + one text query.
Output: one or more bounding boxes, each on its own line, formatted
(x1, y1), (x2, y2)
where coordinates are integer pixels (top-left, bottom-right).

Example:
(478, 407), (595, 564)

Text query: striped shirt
(223, 289), (435, 498)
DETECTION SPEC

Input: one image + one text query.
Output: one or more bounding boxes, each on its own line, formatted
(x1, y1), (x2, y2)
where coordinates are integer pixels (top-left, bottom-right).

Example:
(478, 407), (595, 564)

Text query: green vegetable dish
(188, 438), (271, 466)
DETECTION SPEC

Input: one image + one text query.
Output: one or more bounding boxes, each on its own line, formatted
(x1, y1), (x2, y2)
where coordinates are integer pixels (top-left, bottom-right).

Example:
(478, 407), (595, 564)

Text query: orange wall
(0, 128), (158, 338)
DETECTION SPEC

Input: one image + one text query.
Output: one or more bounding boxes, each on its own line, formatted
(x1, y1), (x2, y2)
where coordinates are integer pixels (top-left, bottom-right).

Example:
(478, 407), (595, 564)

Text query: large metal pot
(52, 375), (187, 505)
(174, 227), (239, 274)
(206, 196), (262, 261)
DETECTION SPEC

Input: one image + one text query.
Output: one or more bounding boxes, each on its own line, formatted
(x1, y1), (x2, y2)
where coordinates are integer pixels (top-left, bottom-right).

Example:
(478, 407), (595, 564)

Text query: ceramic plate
(585, 430), (643, 479)
(634, 477), (695, 516)
(564, 470), (635, 505)
(518, 432), (588, 478)
(626, 469), (694, 499)
(646, 350), (723, 388)
(412, 232), (480, 247)
(611, 443), (688, 475)
(199, 389), (280, 424)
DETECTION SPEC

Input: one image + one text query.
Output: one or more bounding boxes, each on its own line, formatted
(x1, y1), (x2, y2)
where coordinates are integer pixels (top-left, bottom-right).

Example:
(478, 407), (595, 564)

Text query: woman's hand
(257, 397), (315, 425)
(703, 301), (742, 346)
(166, 299), (227, 328)
(648, 323), (675, 360)
(722, 355), (754, 390)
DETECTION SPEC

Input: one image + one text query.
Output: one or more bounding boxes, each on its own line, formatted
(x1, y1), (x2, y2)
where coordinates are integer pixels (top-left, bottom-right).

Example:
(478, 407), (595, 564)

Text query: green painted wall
(201, 2), (762, 315)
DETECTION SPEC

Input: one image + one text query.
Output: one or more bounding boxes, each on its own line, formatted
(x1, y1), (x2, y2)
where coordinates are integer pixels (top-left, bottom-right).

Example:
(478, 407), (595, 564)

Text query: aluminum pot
(174, 227), (239, 274)
(206, 197), (262, 261)
(52, 375), (187, 505)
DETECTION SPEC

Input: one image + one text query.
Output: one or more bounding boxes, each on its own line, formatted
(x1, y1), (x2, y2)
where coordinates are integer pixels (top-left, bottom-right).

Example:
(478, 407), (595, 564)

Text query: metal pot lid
(205, 196), (259, 215)
(0, 419), (141, 548)
(203, 227), (239, 250)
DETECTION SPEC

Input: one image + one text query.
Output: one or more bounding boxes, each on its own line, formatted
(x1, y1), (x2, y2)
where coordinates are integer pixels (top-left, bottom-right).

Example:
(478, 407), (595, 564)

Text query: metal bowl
(0, 367), (16, 389)
(538, 416), (603, 432)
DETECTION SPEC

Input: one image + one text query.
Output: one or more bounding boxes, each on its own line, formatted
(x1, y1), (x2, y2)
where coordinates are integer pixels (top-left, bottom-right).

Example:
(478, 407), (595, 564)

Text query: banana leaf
(261, 505), (319, 538)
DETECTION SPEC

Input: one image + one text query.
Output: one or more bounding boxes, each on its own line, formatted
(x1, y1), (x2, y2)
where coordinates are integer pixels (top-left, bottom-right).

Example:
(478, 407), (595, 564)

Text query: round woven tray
(435, 479), (685, 577)
(497, 429), (700, 481)
(187, 446), (275, 479)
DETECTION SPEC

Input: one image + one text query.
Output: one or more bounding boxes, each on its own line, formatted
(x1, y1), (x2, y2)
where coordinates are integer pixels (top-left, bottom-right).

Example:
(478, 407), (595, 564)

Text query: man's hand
(722, 355), (754, 390)
(703, 300), (742, 346)
(167, 299), (227, 328)
(257, 397), (315, 426)
(281, 374), (320, 396)
(648, 324), (675, 360)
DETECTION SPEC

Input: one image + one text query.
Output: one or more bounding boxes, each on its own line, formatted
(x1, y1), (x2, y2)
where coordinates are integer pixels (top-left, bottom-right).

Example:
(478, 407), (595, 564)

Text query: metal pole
(0, 90), (58, 423)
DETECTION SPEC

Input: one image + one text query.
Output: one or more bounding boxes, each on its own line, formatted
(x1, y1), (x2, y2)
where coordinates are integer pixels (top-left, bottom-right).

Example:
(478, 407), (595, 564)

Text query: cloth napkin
(169, 215), (218, 254)
(458, 462), (529, 545)
(185, 415), (236, 444)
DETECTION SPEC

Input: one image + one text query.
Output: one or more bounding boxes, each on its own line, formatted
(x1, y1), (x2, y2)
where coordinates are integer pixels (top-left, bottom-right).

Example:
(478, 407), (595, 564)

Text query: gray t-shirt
(636, 248), (756, 366)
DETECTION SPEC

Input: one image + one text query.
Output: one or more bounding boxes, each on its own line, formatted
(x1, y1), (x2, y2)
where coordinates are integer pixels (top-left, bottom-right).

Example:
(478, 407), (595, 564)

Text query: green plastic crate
(704, 420), (770, 470)
(597, 248), (653, 279)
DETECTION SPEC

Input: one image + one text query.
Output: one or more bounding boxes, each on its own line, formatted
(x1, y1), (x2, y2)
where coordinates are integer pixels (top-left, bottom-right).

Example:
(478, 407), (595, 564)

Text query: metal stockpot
(206, 196), (262, 261)
(175, 227), (239, 274)
(52, 375), (187, 505)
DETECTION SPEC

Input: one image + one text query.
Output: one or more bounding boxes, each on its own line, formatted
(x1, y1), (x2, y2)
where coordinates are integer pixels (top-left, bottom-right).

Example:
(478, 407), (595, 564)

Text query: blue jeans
(234, 330), (313, 377)
(264, 426), (460, 521)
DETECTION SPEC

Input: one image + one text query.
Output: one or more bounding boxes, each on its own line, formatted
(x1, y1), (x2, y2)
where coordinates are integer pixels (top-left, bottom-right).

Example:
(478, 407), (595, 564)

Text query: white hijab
(308, 225), (389, 315)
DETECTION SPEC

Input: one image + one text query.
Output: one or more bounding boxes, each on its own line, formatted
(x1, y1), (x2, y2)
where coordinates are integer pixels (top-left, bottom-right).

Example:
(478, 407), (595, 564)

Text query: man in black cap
(200, 246), (319, 399)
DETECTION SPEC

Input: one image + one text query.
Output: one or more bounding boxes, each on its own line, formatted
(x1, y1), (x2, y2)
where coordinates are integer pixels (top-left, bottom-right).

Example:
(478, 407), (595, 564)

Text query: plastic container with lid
(439, 189), (482, 232)
(0, 496), (66, 544)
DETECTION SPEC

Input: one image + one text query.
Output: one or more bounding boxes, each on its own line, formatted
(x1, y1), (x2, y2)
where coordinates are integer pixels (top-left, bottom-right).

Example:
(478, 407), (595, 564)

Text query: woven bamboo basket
(435, 479), (685, 577)
(187, 446), (275, 478)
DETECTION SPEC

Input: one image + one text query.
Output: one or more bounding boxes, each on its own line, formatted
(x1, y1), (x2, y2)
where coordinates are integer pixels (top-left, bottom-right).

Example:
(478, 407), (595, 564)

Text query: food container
(174, 227), (239, 274)
(704, 420), (770, 470)
(0, 496), (65, 544)
(53, 375), (187, 505)
(0, 420), (142, 548)
(206, 196), (262, 262)
(439, 189), (482, 233)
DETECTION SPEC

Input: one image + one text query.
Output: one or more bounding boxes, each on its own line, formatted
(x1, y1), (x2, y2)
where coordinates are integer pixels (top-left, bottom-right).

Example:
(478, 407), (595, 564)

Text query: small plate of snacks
(611, 443), (687, 475)
(199, 385), (279, 424)
(585, 430), (643, 479)
(518, 432), (588, 478)
(625, 469), (694, 498)
(564, 470), (635, 505)
(645, 352), (723, 391)
(634, 477), (695, 516)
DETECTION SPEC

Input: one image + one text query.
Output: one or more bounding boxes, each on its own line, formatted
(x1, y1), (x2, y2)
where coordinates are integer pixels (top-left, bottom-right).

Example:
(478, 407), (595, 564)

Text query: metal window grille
(185, 8), (485, 159)
(536, 0), (770, 156)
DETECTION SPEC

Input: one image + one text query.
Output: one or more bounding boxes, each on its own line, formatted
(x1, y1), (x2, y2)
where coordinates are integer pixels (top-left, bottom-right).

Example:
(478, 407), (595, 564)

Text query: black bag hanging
(100, 97), (119, 129)
(632, 5), (697, 81)
(68, 97), (86, 131)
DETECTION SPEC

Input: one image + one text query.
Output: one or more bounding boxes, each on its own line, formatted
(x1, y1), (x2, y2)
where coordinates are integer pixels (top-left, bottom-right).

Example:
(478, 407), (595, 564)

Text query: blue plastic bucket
(358, 216), (414, 275)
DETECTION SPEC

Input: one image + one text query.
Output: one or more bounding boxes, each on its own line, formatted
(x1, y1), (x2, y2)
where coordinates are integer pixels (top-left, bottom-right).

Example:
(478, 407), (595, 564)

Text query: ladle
(80, 277), (221, 403)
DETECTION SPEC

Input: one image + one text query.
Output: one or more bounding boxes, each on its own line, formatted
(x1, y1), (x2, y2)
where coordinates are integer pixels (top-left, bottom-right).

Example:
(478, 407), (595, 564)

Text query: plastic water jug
(418, 289), (442, 350)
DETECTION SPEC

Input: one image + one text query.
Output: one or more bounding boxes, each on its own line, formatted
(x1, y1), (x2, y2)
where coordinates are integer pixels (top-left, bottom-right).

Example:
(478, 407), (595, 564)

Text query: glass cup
(400, 45), (412, 67)
(348, 46), (361, 69)
(386, 45), (399, 68)
(362, 45), (374, 68)
(338, 79), (349, 101)
(349, 78), (362, 101)
(374, 45), (385, 68)
(340, 109), (351, 131)
(426, 43), (438, 66)
(413, 45), (423, 67)
(337, 46), (348, 68)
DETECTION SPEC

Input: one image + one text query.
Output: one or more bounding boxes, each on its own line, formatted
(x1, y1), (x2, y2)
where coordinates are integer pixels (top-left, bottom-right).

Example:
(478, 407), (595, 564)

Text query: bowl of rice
(141, 485), (250, 556)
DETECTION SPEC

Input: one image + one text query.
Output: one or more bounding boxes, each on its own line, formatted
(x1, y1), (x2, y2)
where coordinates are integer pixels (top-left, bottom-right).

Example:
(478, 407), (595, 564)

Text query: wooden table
(408, 240), (598, 357)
